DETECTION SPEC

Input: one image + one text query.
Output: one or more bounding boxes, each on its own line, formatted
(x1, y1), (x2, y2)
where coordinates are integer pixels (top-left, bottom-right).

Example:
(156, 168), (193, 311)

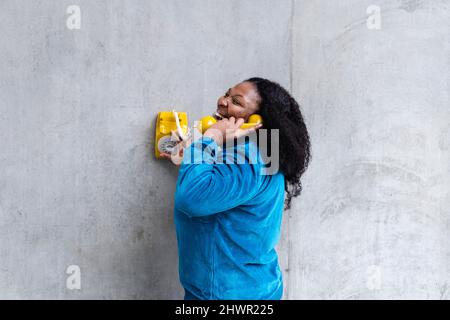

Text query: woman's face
(216, 82), (260, 122)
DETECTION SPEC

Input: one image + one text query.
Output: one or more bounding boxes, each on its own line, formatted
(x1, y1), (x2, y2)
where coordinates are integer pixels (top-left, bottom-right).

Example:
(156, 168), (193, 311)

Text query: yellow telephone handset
(155, 111), (263, 158)
(197, 114), (263, 134)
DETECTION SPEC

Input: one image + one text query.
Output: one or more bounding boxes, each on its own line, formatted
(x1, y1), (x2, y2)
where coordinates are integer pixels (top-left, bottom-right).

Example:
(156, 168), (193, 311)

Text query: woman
(161, 77), (311, 300)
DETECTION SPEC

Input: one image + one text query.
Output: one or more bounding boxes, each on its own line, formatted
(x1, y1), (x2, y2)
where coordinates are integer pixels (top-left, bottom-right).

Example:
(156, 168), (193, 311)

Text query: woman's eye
(232, 99), (240, 105)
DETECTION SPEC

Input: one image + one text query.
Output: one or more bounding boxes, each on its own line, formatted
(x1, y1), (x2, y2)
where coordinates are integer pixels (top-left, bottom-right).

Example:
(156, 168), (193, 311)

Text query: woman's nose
(218, 96), (228, 107)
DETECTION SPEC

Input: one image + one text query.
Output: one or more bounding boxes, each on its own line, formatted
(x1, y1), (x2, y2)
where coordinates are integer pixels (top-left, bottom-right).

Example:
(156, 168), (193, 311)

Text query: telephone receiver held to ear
(198, 112), (263, 134)
(154, 110), (263, 159)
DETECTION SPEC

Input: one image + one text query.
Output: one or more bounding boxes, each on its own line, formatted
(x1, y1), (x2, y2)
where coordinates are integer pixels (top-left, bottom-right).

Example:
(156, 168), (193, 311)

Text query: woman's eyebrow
(228, 88), (243, 98)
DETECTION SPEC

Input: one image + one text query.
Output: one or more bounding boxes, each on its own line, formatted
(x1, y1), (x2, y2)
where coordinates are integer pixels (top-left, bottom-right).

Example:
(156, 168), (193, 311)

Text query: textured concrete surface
(0, 0), (448, 299)
(0, 0), (291, 299)
(291, 0), (450, 299)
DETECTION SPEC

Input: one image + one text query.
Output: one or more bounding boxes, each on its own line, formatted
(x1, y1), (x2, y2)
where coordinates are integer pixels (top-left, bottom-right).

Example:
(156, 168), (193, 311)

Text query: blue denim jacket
(173, 135), (285, 300)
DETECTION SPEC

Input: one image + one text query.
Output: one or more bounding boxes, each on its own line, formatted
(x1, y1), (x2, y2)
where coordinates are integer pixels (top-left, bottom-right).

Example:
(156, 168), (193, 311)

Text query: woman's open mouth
(213, 109), (228, 120)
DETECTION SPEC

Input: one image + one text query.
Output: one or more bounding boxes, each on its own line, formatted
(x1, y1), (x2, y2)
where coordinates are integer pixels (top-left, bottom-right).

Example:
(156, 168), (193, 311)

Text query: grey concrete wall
(291, 0), (450, 299)
(0, 0), (448, 299)
(0, 0), (292, 299)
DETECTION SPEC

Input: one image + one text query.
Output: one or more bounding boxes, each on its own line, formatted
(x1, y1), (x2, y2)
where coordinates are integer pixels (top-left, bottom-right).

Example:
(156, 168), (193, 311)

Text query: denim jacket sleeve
(174, 135), (263, 218)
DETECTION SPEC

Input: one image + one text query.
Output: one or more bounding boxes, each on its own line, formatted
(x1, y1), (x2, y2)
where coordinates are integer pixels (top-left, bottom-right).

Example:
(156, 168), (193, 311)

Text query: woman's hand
(160, 147), (183, 166)
(160, 117), (262, 164)
(203, 116), (262, 146)
(160, 131), (192, 166)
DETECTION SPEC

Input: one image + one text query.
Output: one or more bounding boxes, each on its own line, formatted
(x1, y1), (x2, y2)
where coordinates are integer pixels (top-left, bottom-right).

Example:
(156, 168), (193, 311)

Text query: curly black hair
(245, 77), (311, 211)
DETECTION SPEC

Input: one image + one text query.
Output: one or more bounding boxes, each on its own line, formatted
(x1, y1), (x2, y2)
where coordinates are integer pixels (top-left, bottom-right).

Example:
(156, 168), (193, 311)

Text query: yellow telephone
(155, 110), (263, 159)
(155, 110), (188, 159)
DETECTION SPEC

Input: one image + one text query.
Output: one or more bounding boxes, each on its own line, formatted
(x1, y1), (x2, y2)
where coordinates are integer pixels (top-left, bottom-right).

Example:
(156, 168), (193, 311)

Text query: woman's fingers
(241, 122), (262, 133)
(160, 151), (183, 166)
(234, 117), (243, 126)
(170, 129), (183, 142)
(234, 123), (263, 139)
(208, 116), (262, 143)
